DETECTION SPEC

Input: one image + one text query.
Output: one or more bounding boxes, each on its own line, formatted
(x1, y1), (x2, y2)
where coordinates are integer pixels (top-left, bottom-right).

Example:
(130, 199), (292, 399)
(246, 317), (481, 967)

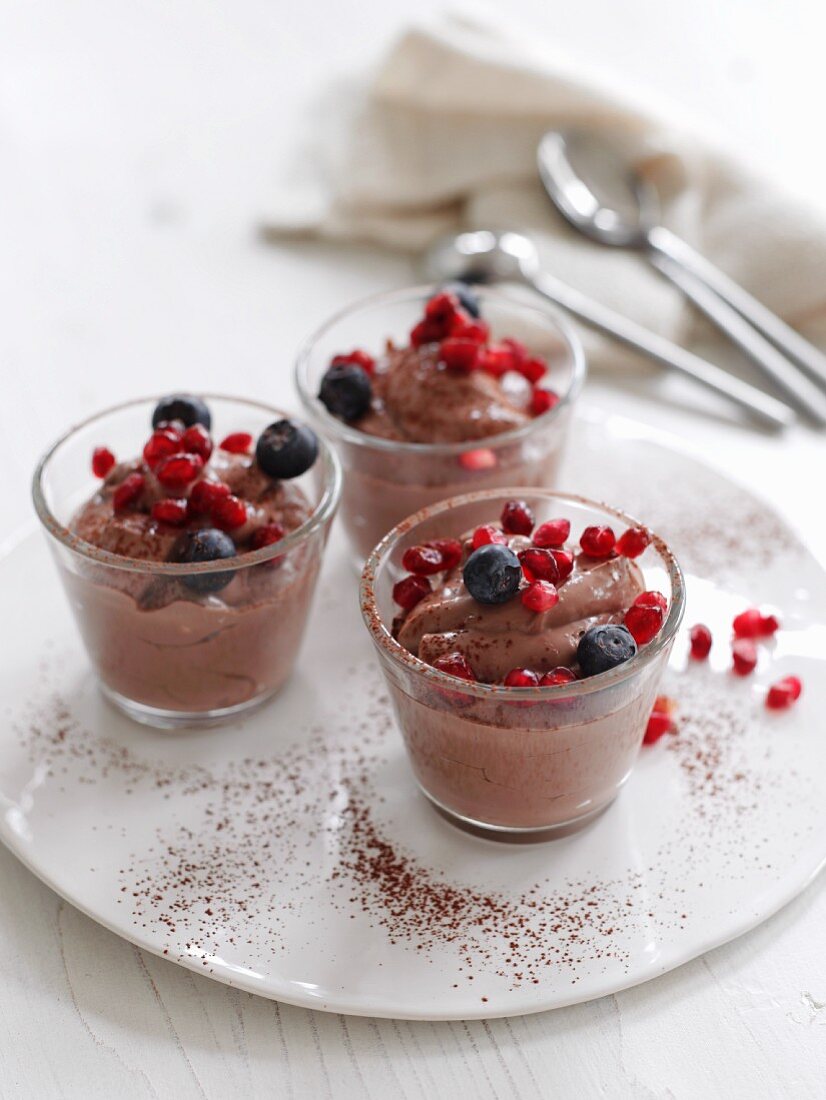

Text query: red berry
(471, 525), (507, 550)
(479, 344), (517, 377)
(540, 667), (577, 686)
(521, 580), (559, 613)
(151, 498), (188, 526)
(181, 424), (213, 461)
(530, 388), (560, 416)
(458, 448), (497, 471)
(501, 337), (529, 363)
(188, 479), (230, 515)
(432, 651), (477, 682)
(733, 607), (780, 638)
(533, 518), (570, 548)
(212, 494), (247, 531)
(504, 668), (540, 688)
(429, 538), (463, 571)
(615, 526), (651, 559)
(392, 574), (431, 611)
(143, 428), (183, 471)
(624, 604), (665, 645)
(449, 317), (490, 343)
(402, 544), (446, 576)
(501, 499), (534, 536)
(218, 431), (253, 455)
(112, 472), (145, 513)
(92, 446), (116, 479)
(439, 337), (480, 372)
(249, 522), (286, 550)
(156, 453), (204, 490)
(550, 549), (574, 582)
(643, 709), (674, 745)
(766, 675), (803, 710)
(580, 525), (616, 558)
(518, 356), (547, 384)
(332, 348), (375, 376)
(634, 590), (667, 612)
(410, 318), (443, 347)
(425, 291), (461, 323)
(518, 548), (561, 584)
(689, 624), (713, 659)
(732, 638), (758, 676)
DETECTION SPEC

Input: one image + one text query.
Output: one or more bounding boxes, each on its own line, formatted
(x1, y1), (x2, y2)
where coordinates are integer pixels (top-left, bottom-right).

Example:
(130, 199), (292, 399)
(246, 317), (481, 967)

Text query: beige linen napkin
(263, 13), (826, 374)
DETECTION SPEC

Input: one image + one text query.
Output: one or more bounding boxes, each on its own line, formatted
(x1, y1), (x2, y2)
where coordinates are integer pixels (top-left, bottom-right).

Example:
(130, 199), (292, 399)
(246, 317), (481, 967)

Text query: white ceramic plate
(0, 412), (823, 1020)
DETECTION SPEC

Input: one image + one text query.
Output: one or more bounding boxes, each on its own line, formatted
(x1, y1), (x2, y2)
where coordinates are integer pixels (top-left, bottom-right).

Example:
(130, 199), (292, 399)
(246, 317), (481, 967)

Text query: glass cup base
(99, 682), (279, 730)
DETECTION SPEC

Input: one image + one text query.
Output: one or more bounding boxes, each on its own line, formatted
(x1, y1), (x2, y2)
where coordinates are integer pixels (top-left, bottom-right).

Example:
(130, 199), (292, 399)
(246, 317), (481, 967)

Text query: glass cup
(361, 489), (685, 840)
(33, 396), (341, 728)
(296, 285), (586, 564)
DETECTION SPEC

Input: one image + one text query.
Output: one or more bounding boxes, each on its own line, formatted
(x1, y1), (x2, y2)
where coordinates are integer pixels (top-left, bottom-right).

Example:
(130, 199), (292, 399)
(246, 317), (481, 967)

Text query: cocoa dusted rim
(360, 487), (686, 700)
(294, 284), (587, 455)
(31, 394), (343, 577)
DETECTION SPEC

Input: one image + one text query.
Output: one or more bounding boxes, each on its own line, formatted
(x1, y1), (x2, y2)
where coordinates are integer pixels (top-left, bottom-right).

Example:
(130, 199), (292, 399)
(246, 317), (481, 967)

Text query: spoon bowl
(423, 230), (540, 285)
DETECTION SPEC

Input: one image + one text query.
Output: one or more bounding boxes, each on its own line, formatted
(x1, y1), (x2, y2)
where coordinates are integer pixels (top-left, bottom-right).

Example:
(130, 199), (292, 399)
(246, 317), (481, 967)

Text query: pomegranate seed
(634, 590), (667, 612)
(501, 499), (535, 536)
(249, 522), (285, 550)
(615, 526), (651, 559)
(332, 348), (376, 376)
(689, 624), (713, 660)
(402, 544), (446, 576)
(479, 344), (517, 377)
(410, 319), (443, 347)
(425, 291), (461, 323)
(92, 446), (116, 478)
(471, 525), (507, 550)
(533, 518), (570, 548)
(449, 317), (490, 343)
(156, 453), (204, 490)
(458, 448), (497, 471)
(540, 667), (577, 686)
(518, 356), (547, 384)
(181, 424), (213, 461)
(393, 574), (431, 610)
(518, 547), (561, 584)
(654, 694), (678, 718)
(151, 498), (188, 526)
(733, 607), (780, 638)
(212, 494), (248, 531)
(439, 337), (480, 372)
(624, 604), (665, 645)
(188, 479), (230, 515)
(219, 432), (254, 455)
(432, 651), (477, 682)
(580, 525), (616, 558)
(766, 675), (803, 710)
(112, 472), (145, 513)
(643, 708), (674, 745)
(550, 549), (575, 582)
(504, 668), (540, 688)
(521, 580), (559, 613)
(530, 388), (560, 416)
(732, 638), (758, 676)
(143, 428), (183, 470)
(501, 337), (529, 363)
(429, 538), (463, 571)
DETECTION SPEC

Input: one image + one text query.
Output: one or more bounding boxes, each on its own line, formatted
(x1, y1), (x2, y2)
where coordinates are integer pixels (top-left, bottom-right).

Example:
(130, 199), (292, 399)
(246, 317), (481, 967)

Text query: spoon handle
(648, 247), (826, 426)
(648, 225), (826, 394)
(528, 270), (795, 430)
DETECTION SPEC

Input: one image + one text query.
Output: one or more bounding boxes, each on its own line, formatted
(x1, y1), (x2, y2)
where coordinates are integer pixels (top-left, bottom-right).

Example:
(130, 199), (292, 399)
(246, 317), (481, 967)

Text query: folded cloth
(262, 13), (826, 374)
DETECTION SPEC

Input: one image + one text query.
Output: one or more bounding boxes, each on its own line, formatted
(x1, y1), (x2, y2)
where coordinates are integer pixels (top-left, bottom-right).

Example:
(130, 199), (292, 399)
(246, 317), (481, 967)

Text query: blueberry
(462, 544), (521, 605)
(440, 281), (481, 318)
(173, 528), (236, 594)
(152, 394), (212, 430)
(577, 624), (638, 677)
(318, 363), (372, 422)
(256, 419), (318, 480)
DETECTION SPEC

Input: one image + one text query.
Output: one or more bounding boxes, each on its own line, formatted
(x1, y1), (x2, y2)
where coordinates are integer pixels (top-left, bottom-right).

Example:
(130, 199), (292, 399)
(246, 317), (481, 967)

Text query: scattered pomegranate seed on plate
(733, 607), (779, 638)
(689, 624), (713, 659)
(732, 638), (758, 676)
(91, 446), (116, 478)
(643, 708), (674, 745)
(766, 675), (803, 709)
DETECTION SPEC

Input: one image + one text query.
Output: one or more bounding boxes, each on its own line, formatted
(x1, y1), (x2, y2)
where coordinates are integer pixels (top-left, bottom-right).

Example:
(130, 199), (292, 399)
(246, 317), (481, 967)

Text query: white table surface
(1, 1), (825, 1096)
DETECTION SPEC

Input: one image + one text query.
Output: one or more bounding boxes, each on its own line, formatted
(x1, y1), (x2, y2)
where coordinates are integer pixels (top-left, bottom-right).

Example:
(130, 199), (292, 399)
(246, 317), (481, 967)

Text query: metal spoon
(538, 130), (826, 425)
(423, 230), (794, 430)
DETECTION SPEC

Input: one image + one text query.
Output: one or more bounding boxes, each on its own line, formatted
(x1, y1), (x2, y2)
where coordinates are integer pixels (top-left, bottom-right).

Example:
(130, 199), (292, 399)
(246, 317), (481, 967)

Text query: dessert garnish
(255, 419), (318, 479)
(151, 394), (211, 430)
(392, 499), (663, 687)
(173, 529), (237, 593)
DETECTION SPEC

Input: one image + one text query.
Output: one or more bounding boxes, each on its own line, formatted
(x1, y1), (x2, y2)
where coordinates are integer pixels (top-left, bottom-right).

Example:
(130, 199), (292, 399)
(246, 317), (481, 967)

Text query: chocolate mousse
(62, 396), (326, 720)
(311, 286), (572, 560)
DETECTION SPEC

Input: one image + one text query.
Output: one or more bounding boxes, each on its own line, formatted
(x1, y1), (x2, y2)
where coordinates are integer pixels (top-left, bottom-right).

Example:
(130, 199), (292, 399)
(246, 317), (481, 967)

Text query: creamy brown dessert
(64, 395), (324, 718)
(313, 286), (570, 559)
(364, 497), (676, 834)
